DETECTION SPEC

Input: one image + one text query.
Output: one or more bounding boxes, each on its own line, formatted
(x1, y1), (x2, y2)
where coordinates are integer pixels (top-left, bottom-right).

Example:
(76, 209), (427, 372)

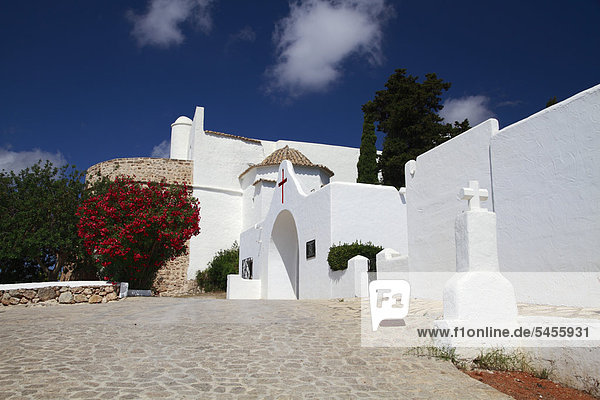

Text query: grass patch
(473, 348), (552, 379)
(407, 346), (552, 379)
(473, 348), (530, 371)
(406, 346), (458, 363)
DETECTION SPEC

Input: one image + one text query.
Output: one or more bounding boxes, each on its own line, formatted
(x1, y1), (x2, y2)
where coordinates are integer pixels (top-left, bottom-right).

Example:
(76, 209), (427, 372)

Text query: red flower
(76, 176), (200, 288)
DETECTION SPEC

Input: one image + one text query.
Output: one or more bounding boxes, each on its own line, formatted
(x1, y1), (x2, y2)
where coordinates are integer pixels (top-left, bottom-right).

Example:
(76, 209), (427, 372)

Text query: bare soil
(171, 291), (227, 299)
(464, 369), (598, 400)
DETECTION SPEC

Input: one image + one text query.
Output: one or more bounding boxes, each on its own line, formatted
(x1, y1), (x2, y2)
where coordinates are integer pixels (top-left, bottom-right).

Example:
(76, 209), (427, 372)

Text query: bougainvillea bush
(77, 176), (200, 290)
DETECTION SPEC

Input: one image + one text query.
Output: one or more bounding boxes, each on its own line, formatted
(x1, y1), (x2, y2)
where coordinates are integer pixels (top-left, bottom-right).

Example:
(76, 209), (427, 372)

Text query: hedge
(327, 241), (383, 272)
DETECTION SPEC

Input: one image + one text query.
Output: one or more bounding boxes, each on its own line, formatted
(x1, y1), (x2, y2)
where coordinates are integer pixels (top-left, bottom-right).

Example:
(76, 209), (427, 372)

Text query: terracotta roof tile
(239, 146), (334, 178)
(205, 130), (262, 144)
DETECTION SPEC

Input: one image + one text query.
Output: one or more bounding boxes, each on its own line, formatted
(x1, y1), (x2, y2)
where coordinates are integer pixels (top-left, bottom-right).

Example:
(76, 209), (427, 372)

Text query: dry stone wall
(154, 241), (191, 296)
(86, 157), (196, 296)
(1, 284), (120, 307)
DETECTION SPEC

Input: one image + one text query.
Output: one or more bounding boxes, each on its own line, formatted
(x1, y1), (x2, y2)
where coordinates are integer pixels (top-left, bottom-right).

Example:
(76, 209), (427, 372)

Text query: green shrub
(327, 241), (383, 271)
(196, 242), (239, 292)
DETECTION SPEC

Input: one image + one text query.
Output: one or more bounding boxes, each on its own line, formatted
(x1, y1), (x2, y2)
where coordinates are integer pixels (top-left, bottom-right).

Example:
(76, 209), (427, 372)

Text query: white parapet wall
(376, 248), (408, 278)
(226, 275), (261, 299)
(329, 255), (369, 299)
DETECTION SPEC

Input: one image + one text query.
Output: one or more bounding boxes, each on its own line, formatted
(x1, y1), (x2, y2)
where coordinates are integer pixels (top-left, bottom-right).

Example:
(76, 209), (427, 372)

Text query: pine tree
(363, 69), (470, 188)
(357, 110), (379, 184)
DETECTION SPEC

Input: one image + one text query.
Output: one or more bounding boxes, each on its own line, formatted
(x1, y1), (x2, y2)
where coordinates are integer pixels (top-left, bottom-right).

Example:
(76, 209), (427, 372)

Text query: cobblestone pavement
(0, 297), (511, 399)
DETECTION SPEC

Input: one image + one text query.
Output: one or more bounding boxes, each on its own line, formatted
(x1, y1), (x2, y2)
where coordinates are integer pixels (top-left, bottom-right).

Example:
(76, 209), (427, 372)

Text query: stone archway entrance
(268, 210), (299, 299)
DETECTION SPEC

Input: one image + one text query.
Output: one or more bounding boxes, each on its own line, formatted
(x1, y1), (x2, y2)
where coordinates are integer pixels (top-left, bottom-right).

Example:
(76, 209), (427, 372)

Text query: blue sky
(1, 0), (599, 172)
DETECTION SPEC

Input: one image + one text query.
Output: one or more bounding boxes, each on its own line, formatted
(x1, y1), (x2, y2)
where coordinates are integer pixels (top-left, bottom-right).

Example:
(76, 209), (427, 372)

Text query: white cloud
(496, 100), (522, 107)
(225, 26), (257, 51)
(151, 140), (171, 158)
(231, 26), (256, 43)
(266, 0), (392, 96)
(128, 0), (214, 48)
(440, 96), (495, 127)
(0, 147), (67, 173)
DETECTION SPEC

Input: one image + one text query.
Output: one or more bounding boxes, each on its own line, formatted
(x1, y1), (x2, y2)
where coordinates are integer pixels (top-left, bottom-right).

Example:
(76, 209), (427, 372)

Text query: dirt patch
(172, 291), (227, 299)
(196, 291), (226, 299)
(464, 369), (598, 400)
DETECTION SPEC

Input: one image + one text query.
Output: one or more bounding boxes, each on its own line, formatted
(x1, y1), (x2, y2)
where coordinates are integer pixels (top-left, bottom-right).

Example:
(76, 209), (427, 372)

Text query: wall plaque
(241, 257), (253, 279)
(306, 239), (316, 259)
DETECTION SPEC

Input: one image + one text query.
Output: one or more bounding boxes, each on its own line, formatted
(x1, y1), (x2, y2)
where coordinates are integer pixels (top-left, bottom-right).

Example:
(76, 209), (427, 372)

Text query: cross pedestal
(433, 181), (518, 349)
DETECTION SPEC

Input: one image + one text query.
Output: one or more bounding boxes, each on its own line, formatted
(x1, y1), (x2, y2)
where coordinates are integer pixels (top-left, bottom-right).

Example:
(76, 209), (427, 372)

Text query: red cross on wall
(278, 169), (287, 204)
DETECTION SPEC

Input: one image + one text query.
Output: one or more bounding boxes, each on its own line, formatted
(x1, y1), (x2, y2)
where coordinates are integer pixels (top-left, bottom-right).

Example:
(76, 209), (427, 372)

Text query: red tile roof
(205, 130), (262, 144)
(240, 146), (334, 178)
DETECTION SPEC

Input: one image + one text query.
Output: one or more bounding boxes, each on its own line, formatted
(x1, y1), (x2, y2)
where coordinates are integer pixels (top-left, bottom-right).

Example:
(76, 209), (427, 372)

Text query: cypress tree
(356, 110), (379, 184)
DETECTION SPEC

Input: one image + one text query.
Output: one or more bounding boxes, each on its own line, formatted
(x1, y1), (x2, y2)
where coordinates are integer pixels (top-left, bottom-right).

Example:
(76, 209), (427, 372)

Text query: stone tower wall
(86, 157), (197, 296)
(86, 157), (193, 185)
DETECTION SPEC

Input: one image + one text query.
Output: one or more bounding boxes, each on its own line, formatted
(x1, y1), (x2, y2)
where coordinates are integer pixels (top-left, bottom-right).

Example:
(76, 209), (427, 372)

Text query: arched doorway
(268, 210), (299, 299)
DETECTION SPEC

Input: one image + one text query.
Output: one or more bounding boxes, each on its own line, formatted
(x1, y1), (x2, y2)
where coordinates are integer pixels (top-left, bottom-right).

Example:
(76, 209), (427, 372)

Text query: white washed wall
(404, 85), (600, 307)
(293, 165), (329, 194)
(239, 225), (262, 277)
(193, 133), (265, 191)
(188, 188), (242, 279)
(405, 120), (498, 299)
(294, 187), (332, 299)
(330, 182), (407, 254)
(491, 84), (600, 306)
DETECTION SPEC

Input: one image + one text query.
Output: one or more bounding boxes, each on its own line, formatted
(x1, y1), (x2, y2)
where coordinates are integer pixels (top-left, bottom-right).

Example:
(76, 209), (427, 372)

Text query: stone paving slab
(0, 297), (511, 399)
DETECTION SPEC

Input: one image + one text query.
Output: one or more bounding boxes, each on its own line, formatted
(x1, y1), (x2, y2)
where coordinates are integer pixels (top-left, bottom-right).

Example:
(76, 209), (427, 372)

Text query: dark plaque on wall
(306, 240), (316, 259)
(241, 257), (253, 279)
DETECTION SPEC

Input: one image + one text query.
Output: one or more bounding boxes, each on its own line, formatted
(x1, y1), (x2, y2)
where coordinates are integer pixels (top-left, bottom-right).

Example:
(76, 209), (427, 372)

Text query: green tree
(362, 69), (470, 188)
(356, 111), (379, 184)
(196, 242), (239, 292)
(0, 161), (88, 283)
(546, 96), (558, 108)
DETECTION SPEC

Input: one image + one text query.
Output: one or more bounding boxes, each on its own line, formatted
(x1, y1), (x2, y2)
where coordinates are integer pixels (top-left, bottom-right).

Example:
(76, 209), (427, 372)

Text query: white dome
(171, 116), (192, 127)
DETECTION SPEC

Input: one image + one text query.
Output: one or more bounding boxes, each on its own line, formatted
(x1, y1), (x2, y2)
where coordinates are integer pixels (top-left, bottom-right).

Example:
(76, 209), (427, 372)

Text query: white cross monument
(459, 180), (488, 211)
(433, 180), (518, 347)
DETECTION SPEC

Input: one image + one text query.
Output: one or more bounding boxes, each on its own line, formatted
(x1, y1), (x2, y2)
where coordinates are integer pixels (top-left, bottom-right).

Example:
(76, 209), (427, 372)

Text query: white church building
(168, 107), (407, 299)
(89, 83), (599, 305)
(164, 83), (599, 303)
